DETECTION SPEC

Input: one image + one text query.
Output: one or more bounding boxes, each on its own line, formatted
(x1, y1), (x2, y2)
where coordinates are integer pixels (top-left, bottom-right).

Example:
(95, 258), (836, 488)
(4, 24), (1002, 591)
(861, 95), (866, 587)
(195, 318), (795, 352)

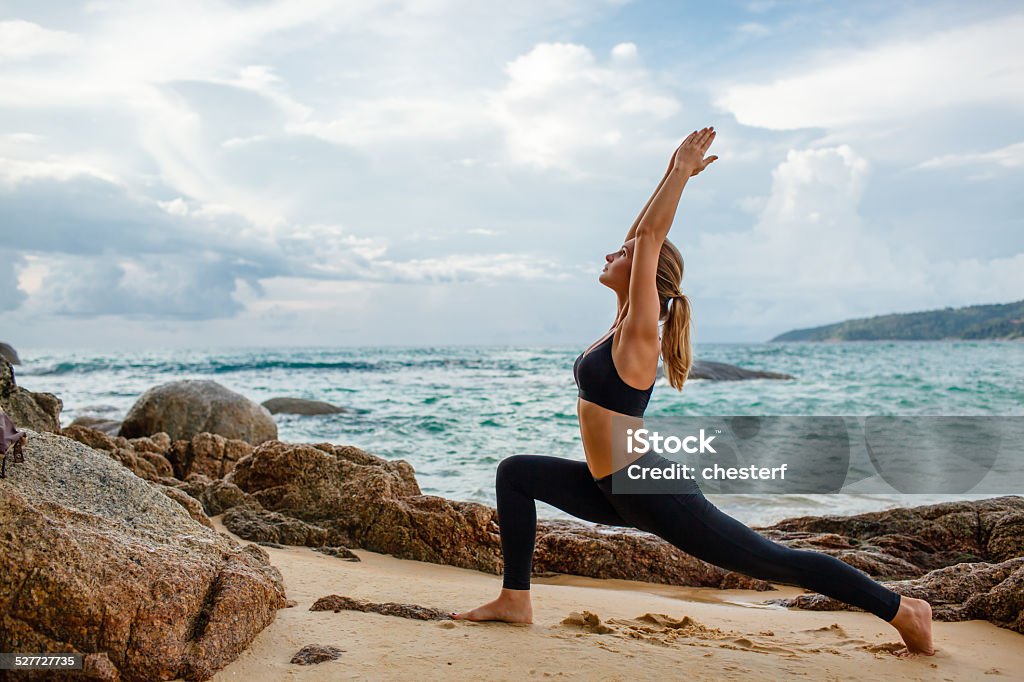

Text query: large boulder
(119, 380), (277, 445)
(0, 430), (287, 681)
(0, 358), (62, 433)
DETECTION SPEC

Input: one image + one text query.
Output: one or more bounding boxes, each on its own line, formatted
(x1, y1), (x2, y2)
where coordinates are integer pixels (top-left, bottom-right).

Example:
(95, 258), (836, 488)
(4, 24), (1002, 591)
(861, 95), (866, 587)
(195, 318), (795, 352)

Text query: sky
(1, 0), (1022, 350)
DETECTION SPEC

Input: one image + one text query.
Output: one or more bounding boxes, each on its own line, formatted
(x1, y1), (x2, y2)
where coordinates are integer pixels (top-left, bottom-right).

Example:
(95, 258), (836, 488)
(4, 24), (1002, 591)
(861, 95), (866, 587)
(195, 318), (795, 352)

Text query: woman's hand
(671, 127), (718, 177)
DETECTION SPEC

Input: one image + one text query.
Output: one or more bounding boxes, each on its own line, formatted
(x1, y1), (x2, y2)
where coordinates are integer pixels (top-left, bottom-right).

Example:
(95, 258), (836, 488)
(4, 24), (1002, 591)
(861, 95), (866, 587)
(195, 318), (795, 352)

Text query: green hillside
(771, 300), (1024, 341)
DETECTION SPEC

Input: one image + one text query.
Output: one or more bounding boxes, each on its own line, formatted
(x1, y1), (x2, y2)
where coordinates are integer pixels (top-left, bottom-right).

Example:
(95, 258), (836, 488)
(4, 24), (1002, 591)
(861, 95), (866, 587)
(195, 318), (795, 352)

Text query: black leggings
(495, 451), (903, 622)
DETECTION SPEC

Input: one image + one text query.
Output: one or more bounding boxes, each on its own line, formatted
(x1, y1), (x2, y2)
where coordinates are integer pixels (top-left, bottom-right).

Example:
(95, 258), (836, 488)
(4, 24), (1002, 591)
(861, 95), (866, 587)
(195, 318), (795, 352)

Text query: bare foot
(450, 588), (533, 623)
(889, 596), (934, 656)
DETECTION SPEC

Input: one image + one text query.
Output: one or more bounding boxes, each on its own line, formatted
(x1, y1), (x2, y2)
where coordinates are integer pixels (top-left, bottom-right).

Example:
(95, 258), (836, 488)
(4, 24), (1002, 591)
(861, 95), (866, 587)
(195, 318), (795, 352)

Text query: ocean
(13, 341), (1024, 527)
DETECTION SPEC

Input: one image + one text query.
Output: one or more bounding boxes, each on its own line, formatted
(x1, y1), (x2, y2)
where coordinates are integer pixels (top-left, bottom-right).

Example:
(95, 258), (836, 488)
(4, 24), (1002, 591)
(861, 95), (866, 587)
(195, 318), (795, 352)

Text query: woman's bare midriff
(578, 397), (646, 479)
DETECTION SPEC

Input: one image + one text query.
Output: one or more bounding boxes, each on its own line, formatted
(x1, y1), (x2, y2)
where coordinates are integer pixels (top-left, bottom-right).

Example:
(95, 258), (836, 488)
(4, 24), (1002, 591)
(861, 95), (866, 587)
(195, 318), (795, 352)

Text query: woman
(450, 127), (935, 657)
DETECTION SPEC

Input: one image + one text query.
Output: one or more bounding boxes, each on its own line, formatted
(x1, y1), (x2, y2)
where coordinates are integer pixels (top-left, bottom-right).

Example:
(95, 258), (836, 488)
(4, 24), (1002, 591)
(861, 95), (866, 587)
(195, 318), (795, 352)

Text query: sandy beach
(210, 517), (1023, 681)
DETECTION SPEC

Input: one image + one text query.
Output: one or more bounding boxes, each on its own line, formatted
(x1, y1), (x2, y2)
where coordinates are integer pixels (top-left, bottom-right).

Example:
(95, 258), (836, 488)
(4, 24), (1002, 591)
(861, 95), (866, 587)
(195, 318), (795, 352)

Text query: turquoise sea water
(14, 341), (1024, 527)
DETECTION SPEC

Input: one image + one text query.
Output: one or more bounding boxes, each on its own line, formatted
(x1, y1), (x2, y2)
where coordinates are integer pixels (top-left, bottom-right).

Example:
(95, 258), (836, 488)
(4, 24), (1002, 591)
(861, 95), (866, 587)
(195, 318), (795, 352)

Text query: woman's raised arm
(622, 127), (717, 343)
(625, 134), (720, 243)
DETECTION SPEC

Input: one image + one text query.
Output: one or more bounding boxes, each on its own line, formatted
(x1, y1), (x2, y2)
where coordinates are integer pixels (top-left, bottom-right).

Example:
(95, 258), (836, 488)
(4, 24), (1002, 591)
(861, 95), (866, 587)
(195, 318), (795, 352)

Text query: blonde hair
(614, 238), (694, 391)
(656, 238), (693, 391)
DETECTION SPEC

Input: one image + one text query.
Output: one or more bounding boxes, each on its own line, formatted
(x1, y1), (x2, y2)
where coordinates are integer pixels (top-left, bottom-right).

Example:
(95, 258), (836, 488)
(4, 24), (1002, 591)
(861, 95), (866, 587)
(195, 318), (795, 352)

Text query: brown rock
(128, 432), (172, 454)
(62, 424), (176, 483)
(0, 358), (62, 433)
(119, 379), (277, 445)
(63, 423), (117, 451)
(158, 484), (215, 529)
(310, 595), (449, 620)
(203, 479), (253, 515)
(0, 430), (287, 680)
(223, 506), (335, 546)
(290, 644), (344, 665)
(313, 546), (361, 562)
(768, 557), (1024, 633)
(752, 496), (1024, 578)
(167, 433), (253, 480)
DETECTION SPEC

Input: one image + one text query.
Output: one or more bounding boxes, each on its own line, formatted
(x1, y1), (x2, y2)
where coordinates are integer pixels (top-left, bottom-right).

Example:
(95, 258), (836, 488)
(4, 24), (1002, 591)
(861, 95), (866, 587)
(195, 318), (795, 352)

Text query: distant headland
(771, 299), (1024, 342)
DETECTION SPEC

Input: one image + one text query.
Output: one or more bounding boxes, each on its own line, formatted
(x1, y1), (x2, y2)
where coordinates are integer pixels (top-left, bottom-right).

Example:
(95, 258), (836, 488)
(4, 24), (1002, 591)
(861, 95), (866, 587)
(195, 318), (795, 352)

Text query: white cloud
(687, 145), (1023, 330)
(713, 15), (1024, 130)
(488, 42), (682, 170)
(915, 141), (1024, 170)
(0, 156), (123, 188)
(0, 20), (80, 61)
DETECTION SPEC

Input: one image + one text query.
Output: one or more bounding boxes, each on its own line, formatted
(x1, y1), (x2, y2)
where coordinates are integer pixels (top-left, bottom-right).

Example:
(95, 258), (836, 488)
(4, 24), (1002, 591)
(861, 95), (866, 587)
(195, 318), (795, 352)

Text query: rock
(313, 546), (361, 562)
(223, 506), (334, 546)
(768, 557), (1024, 634)
(68, 414), (122, 436)
(290, 644), (344, 665)
(119, 379), (277, 445)
(62, 424), (176, 483)
(262, 397), (347, 415)
(0, 358), (62, 433)
(0, 341), (20, 365)
(659, 359), (795, 381)
(129, 432), (172, 454)
(0, 430), (288, 681)
(167, 432), (254, 480)
(158, 484), (215, 529)
(752, 496), (1024, 577)
(194, 475), (254, 512)
(310, 595), (449, 620)
(531, 520), (772, 591)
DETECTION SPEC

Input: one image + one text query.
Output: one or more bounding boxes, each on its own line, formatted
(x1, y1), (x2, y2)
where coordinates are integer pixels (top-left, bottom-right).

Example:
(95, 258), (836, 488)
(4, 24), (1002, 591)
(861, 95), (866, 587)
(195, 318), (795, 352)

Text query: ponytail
(661, 293), (693, 391)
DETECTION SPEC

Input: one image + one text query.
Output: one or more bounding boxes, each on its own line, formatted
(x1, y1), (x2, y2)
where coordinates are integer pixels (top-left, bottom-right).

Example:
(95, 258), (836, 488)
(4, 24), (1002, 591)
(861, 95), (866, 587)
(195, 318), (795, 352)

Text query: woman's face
(599, 238), (634, 291)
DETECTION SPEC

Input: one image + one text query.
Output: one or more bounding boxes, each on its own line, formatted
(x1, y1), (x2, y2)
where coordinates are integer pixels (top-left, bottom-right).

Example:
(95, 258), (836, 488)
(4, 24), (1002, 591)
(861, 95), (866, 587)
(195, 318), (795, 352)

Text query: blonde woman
(450, 128), (934, 656)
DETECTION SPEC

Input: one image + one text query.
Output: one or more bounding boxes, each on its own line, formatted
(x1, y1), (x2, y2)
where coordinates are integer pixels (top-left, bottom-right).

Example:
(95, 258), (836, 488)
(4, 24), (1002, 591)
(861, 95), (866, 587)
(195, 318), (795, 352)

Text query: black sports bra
(573, 329), (655, 417)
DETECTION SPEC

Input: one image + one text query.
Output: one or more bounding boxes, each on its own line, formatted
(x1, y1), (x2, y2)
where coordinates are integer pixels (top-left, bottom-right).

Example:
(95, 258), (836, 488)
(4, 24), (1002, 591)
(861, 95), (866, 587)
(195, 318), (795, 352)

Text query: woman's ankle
(500, 587), (531, 600)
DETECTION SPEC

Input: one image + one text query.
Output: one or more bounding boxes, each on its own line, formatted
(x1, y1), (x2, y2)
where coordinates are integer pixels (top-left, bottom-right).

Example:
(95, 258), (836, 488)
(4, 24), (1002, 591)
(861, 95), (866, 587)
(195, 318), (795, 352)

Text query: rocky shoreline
(1, 357), (1021, 679)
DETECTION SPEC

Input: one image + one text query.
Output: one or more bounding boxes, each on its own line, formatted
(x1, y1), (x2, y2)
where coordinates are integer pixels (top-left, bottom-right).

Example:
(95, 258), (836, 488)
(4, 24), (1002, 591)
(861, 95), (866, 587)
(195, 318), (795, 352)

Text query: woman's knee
(496, 454), (534, 487)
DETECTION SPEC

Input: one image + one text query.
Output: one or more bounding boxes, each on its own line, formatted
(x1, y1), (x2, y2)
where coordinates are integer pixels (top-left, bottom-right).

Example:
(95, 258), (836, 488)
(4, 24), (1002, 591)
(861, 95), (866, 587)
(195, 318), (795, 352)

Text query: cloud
(687, 145), (1024, 331)
(713, 14), (1024, 130)
(0, 251), (28, 311)
(915, 141), (1024, 170)
(0, 167), (574, 318)
(489, 42), (682, 170)
(0, 20), (80, 61)
(31, 255), (247, 320)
